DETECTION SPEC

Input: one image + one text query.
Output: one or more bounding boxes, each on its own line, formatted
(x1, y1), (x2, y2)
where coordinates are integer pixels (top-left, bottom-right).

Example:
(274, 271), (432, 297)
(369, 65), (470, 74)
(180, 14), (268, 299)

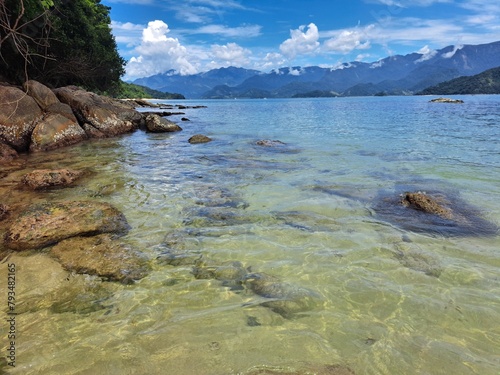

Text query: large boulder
(4, 201), (129, 250)
(51, 234), (149, 283)
(144, 114), (182, 132)
(46, 101), (78, 122)
(21, 169), (84, 190)
(23, 80), (59, 111)
(54, 86), (142, 137)
(29, 113), (87, 152)
(0, 85), (43, 151)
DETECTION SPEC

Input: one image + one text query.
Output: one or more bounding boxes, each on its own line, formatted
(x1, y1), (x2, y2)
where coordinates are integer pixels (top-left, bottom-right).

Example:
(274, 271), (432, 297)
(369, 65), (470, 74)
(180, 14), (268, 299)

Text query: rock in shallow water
(50, 234), (149, 283)
(188, 134), (212, 144)
(245, 272), (319, 318)
(21, 168), (84, 190)
(4, 200), (129, 250)
(369, 189), (498, 237)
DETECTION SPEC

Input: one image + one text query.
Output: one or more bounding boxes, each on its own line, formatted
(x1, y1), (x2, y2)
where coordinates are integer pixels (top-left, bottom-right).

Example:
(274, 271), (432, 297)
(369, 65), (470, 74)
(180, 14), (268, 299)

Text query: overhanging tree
(0, 0), (124, 92)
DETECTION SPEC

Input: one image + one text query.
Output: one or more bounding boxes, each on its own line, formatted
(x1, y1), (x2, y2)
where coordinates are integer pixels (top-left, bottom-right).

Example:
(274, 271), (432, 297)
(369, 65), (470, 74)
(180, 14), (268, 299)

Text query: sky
(101, 0), (500, 80)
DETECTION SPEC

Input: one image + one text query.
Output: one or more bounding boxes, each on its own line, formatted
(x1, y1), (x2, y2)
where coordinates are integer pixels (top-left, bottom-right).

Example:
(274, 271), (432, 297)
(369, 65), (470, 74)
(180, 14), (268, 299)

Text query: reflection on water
(1, 96), (500, 374)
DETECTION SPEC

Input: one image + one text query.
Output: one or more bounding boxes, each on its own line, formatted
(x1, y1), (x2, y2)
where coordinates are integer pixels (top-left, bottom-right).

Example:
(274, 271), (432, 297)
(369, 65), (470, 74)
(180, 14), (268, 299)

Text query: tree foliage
(417, 66), (500, 95)
(0, 0), (125, 92)
(113, 82), (185, 100)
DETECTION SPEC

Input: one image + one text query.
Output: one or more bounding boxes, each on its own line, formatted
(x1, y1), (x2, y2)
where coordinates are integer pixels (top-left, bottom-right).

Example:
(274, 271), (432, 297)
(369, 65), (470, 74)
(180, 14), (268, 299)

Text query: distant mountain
(417, 66), (500, 95)
(133, 66), (259, 99)
(133, 41), (500, 98)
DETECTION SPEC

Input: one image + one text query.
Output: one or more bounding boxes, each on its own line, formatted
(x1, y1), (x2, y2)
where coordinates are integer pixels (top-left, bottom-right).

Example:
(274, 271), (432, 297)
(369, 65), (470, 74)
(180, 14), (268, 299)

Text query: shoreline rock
(4, 201), (129, 250)
(0, 80), (188, 159)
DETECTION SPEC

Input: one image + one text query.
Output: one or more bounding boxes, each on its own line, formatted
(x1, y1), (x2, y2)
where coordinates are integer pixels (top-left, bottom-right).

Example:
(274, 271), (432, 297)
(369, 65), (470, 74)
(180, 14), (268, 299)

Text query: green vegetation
(418, 66), (500, 95)
(292, 90), (339, 98)
(112, 81), (185, 99)
(0, 0), (124, 92)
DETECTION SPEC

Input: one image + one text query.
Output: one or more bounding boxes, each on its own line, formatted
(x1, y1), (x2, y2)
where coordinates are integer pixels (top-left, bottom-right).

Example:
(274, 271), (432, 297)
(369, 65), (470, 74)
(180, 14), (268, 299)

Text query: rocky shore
(0, 80), (192, 284)
(0, 80), (189, 162)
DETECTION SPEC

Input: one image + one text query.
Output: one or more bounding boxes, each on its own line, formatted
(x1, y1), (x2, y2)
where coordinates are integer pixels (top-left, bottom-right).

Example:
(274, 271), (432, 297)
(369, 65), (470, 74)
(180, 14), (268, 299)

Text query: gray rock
(144, 114), (182, 132)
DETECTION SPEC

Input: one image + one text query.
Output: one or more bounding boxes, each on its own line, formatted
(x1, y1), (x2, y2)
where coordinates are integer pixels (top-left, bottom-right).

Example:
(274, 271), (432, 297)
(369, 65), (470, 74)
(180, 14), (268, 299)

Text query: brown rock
(188, 134), (212, 144)
(0, 142), (18, 164)
(51, 234), (149, 283)
(29, 113), (87, 152)
(401, 192), (453, 220)
(46, 102), (78, 123)
(23, 80), (59, 111)
(4, 201), (129, 250)
(0, 85), (43, 151)
(429, 97), (464, 104)
(0, 204), (9, 221)
(21, 169), (84, 190)
(54, 86), (141, 137)
(144, 114), (182, 132)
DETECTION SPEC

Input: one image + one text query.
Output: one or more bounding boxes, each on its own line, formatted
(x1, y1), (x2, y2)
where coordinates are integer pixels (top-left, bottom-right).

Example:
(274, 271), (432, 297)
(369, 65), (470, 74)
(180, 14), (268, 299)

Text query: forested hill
(418, 66), (500, 95)
(0, 0), (125, 92)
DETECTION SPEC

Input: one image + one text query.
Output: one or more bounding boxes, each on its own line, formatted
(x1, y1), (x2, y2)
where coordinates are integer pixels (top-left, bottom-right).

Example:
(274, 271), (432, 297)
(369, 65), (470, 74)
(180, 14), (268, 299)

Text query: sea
(1, 95), (499, 374)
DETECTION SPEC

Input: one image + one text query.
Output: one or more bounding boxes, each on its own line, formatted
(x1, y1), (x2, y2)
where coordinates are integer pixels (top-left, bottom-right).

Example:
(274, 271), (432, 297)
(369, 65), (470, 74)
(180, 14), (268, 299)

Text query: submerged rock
(51, 234), (149, 283)
(189, 134), (212, 144)
(193, 260), (248, 288)
(157, 249), (202, 266)
(4, 201), (129, 250)
(244, 364), (355, 375)
(382, 190), (498, 237)
(21, 168), (84, 190)
(394, 243), (443, 277)
(255, 139), (286, 147)
(245, 273), (319, 318)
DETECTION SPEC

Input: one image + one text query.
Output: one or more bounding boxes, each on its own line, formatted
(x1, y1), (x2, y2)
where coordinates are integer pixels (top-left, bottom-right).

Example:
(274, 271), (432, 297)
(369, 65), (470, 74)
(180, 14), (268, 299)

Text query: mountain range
(132, 41), (500, 98)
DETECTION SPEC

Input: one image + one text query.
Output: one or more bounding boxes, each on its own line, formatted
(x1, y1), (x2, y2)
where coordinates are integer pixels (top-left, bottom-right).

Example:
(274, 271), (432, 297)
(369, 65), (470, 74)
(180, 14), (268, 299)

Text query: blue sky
(102, 0), (500, 80)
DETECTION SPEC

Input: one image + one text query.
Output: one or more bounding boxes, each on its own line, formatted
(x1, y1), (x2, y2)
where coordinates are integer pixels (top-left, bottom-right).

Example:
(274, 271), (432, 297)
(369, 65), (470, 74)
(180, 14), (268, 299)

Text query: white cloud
(415, 45), (437, 62)
(188, 24), (262, 38)
(209, 43), (251, 67)
(442, 44), (464, 58)
(279, 23), (320, 60)
(288, 67), (303, 76)
(323, 26), (373, 54)
(111, 21), (144, 47)
(126, 20), (198, 79)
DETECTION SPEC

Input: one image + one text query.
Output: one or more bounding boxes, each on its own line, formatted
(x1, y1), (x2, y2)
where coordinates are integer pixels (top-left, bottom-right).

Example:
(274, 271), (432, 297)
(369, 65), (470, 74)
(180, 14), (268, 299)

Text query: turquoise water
(1, 96), (499, 374)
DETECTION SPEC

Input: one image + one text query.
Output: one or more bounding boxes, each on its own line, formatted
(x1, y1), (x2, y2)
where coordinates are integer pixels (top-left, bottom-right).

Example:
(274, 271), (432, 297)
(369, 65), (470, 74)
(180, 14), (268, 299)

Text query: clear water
(1, 96), (499, 374)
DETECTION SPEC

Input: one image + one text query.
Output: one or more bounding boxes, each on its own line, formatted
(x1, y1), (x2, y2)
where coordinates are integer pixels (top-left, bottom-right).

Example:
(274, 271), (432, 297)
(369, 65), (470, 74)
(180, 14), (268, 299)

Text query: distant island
(116, 82), (185, 100)
(417, 66), (500, 95)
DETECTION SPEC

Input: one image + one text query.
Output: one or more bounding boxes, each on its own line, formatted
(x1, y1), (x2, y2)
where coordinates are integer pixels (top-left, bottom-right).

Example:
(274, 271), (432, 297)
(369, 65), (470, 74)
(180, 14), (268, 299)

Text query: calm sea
(1, 96), (499, 374)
